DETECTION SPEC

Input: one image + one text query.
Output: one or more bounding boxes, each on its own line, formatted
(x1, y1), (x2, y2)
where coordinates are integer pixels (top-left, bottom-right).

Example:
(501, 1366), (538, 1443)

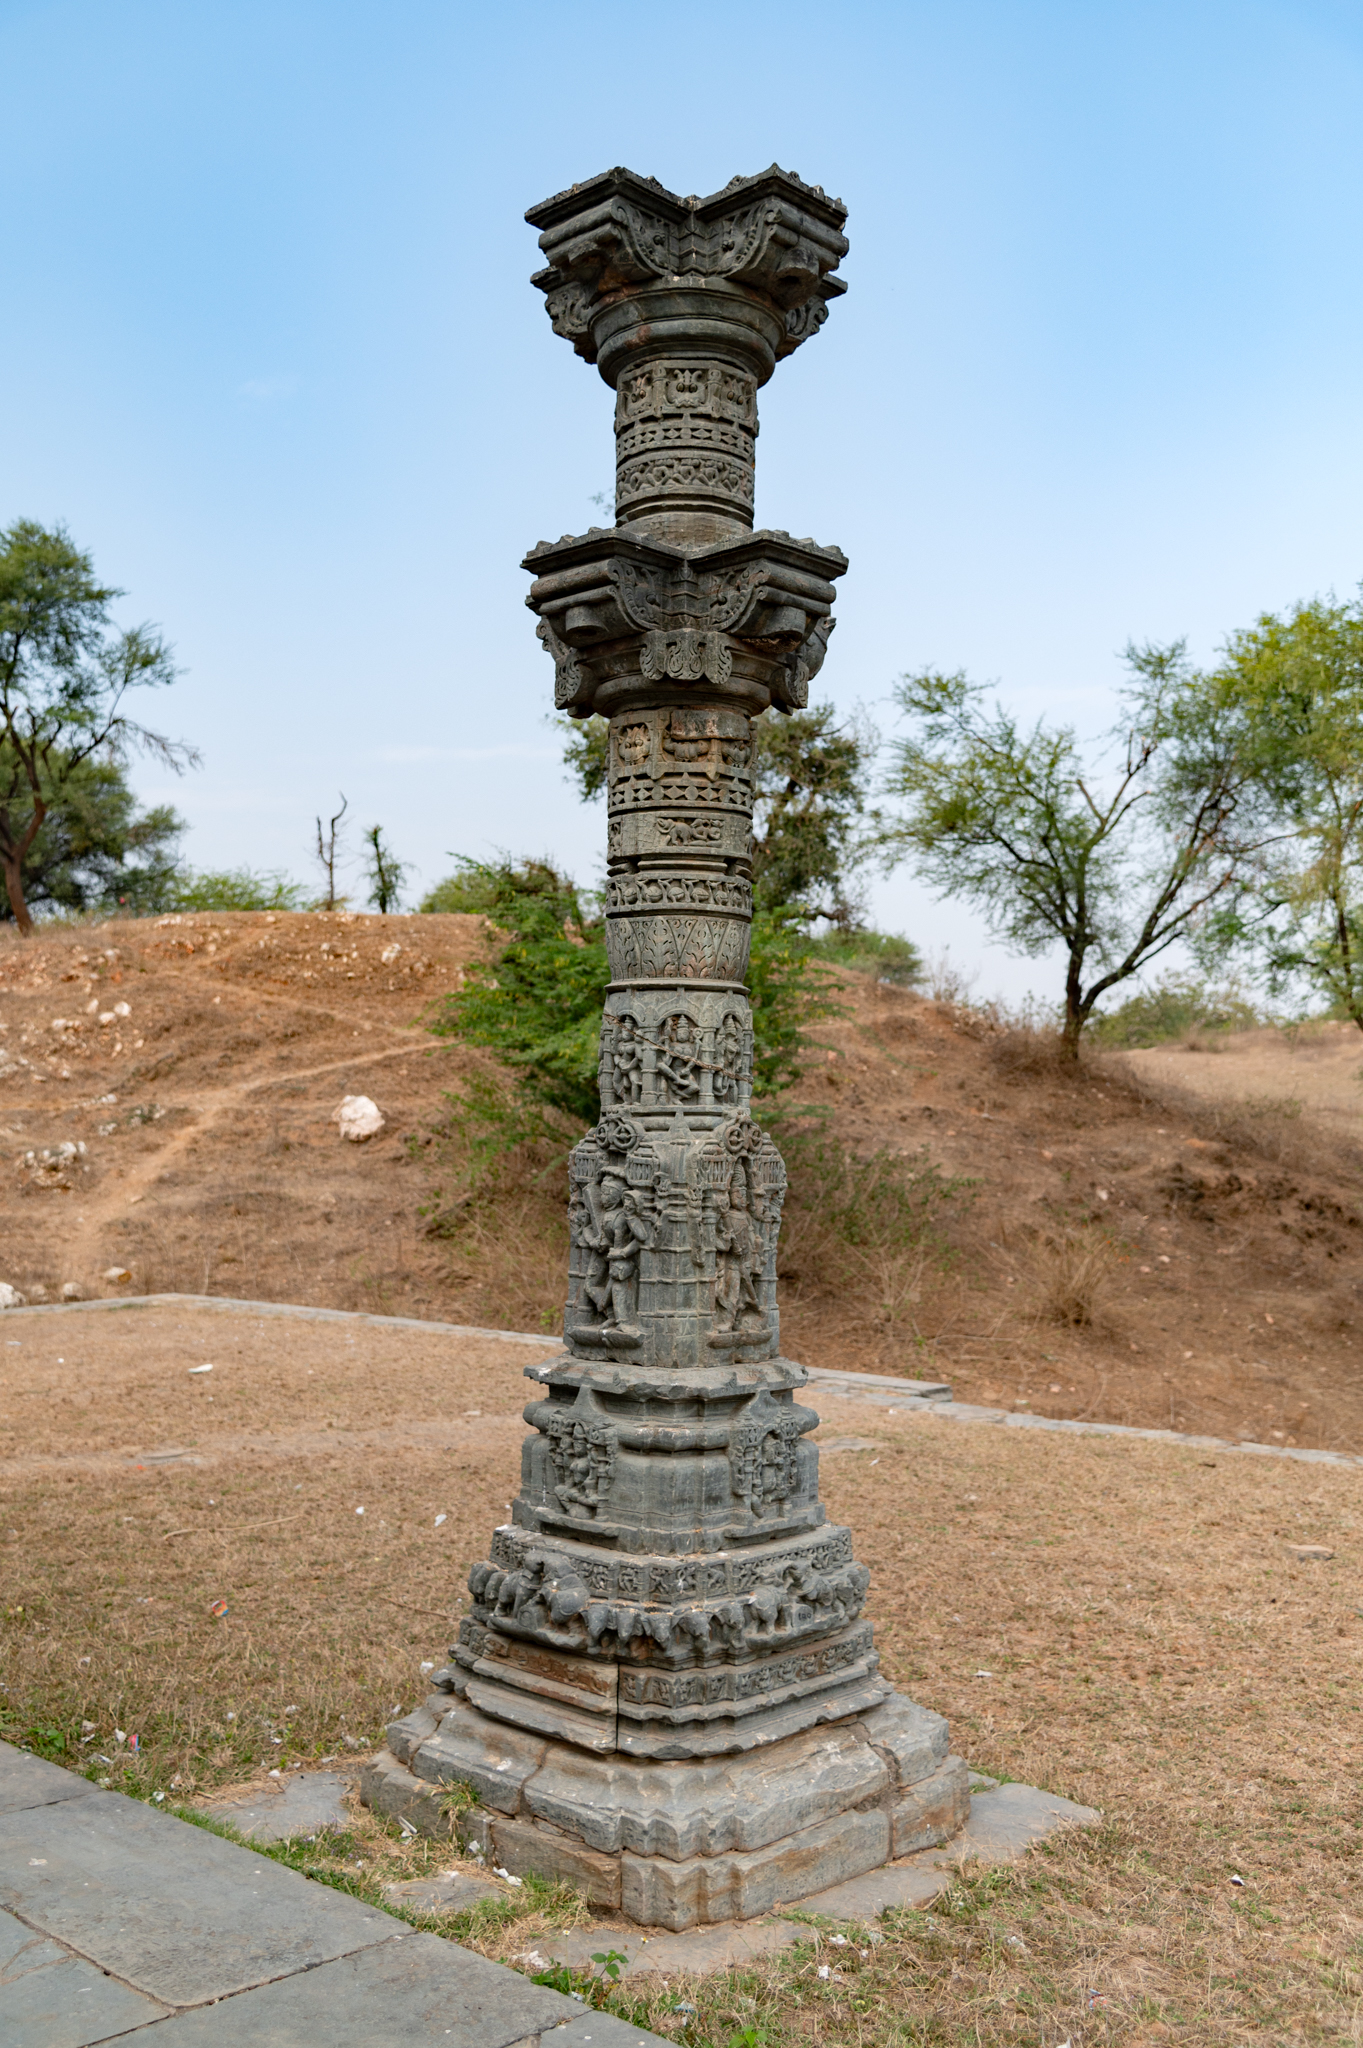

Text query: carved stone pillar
(368, 167), (971, 1930)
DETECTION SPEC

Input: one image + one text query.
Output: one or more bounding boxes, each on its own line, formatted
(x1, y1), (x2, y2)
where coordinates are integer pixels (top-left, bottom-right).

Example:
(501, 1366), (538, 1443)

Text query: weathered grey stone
(929, 1780), (1100, 1861)
(130, 1928), (620, 2047)
(361, 166), (980, 1927)
(796, 1860), (951, 1921)
(524, 1721), (890, 1859)
(195, 1770), (351, 1844)
(0, 1901), (169, 2046)
(859, 1695), (950, 1786)
(358, 1750), (455, 1840)
(621, 1808), (890, 1932)
(381, 1870), (503, 1915)
(536, 1913), (806, 1977)
(464, 1673), (619, 1753)
(889, 1756), (971, 1856)
(387, 1702), (441, 1766)
(0, 1746), (95, 1816)
(0, 1777), (399, 2005)
(487, 1814), (623, 1908)
(411, 1698), (547, 1813)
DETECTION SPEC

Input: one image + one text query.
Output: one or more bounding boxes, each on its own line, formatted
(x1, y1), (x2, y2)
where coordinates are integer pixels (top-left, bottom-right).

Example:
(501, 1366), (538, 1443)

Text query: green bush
(1089, 973), (1261, 1049)
(165, 868), (308, 913)
(425, 859), (842, 1171)
(808, 926), (923, 986)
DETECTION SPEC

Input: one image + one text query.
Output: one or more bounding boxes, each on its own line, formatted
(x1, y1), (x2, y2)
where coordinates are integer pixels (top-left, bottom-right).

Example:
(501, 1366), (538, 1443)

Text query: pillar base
(363, 1686), (971, 1932)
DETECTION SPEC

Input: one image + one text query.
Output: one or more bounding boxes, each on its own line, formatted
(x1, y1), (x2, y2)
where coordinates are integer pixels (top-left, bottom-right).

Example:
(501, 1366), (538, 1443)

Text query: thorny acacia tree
(0, 521), (196, 933)
(880, 644), (1278, 1058)
(1207, 591), (1363, 1030)
(362, 824), (408, 913)
(559, 703), (874, 925)
(0, 745), (183, 921)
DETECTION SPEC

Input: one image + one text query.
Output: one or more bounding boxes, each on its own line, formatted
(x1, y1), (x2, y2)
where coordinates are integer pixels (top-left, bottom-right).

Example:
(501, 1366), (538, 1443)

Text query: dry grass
(4, 1302), (1363, 2043)
(1032, 1225), (1119, 1328)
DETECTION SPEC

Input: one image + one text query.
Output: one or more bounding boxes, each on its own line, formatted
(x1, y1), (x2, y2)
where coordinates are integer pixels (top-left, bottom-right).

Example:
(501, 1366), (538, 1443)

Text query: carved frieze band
(487, 1521), (855, 1600)
(606, 914), (750, 986)
(606, 873), (751, 915)
(608, 809), (753, 863)
(616, 363), (758, 430)
(609, 708), (753, 816)
(616, 454), (755, 513)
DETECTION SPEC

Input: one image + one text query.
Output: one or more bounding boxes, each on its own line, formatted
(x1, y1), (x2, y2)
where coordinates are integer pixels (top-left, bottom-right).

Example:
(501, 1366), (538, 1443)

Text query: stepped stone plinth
(362, 165), (971, 1927)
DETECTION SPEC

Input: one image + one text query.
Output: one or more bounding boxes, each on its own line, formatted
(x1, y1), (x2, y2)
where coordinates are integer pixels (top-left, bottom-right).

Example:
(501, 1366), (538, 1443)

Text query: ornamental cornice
(526, 164), (848, 375)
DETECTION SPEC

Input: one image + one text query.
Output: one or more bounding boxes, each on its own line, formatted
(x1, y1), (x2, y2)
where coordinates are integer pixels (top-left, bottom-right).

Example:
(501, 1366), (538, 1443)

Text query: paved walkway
(0, 1743), (665, 2047)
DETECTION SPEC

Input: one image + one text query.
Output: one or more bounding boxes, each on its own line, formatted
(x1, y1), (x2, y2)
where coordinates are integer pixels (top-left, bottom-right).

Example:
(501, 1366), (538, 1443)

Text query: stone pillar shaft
(368, 166), (972, 1928)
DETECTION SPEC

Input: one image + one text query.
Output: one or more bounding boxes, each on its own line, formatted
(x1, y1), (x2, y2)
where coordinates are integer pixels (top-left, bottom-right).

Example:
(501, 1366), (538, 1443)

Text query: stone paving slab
(0, 1777), (401, 2006)
(132, 1929), (593, 2046)
(383, 1870), (505, 1915)
(195, 1770), (352, 1843)
(0, 1902), (170, 2048)
(0, 1741), (673, 2044)
(921, 1781), (1101, 1864)
(0, 1746), (99, 1817)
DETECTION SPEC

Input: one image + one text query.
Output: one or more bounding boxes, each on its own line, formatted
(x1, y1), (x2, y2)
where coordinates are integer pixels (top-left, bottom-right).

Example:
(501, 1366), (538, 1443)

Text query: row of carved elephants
(463, 1550), (872, 1664)
(486, 1520), (855, 1602)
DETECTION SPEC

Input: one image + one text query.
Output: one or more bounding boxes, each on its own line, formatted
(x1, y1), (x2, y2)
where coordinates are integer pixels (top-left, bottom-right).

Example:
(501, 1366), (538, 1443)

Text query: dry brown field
(2, 1300), (1360, 2045)
(5, 910), (1363, 1451)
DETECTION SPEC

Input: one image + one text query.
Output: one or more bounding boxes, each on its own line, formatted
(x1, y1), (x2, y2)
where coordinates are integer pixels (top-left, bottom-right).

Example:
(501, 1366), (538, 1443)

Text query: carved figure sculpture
(370, 165), (972, 1931)
(713, 1173), (766, 1334)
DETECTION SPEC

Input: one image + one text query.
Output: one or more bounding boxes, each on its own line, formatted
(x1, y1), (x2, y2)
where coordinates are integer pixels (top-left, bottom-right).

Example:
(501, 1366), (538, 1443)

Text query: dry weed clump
(774, 1121), (970, 1358)
(986, 1021), (1073, 1080)
(1032, 1225), (1118, 1327)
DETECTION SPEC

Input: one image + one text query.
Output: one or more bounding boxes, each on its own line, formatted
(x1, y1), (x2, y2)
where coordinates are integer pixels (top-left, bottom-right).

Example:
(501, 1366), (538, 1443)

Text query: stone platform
(0, 1741), (666, 2046)
(366, 1685), (964, 1931)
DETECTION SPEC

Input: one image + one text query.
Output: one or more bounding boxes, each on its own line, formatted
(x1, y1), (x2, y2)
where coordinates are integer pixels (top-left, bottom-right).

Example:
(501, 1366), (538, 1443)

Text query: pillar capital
(527, 166), (848, 546)
(526, 164), (848, 380)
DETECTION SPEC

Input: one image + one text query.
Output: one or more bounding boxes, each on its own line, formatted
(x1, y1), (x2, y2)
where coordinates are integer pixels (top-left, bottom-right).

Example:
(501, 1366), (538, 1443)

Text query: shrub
(1089, 973), (1260, 1049)
(809, 926), (923, 986)
(165, 868), (308, 913)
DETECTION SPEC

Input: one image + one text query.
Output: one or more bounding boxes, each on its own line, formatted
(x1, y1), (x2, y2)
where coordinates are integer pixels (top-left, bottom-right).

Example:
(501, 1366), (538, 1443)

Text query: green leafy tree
(880, 645), (1276, 1059)
(0, 520), (197, 933)
(1206, 592), (1363, 1030)
(362, 825), (408, 913)
(558, 702), (874, 923)
(0, 744), (184, 920)
(428, 858), (610, 1144)
(426, 859), (838, 1156)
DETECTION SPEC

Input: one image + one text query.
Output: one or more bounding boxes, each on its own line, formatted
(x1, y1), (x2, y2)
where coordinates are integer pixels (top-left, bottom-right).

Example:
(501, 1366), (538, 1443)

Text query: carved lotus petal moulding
(365, 166), (971, 1929)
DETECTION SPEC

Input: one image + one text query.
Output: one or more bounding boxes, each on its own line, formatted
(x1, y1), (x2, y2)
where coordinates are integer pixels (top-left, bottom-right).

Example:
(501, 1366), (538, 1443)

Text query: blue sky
(5, 0), (1363, 999)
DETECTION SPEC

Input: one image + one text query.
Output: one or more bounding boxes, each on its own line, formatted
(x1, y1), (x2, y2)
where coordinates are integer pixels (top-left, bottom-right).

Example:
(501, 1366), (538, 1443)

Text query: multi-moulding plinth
(362, 164), (973, 1927)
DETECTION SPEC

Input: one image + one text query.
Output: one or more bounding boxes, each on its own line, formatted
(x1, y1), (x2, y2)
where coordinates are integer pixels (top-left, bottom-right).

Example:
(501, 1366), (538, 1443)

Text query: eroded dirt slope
(4, 911), (1363, 1448)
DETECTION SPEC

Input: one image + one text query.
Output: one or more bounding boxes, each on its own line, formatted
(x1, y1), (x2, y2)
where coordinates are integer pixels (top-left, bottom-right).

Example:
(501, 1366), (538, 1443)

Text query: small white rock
(0, 1282), (27, 1310)
(331, 1095), (385, 1142)
(113, 1001), (131, 1017)
(61, 1282), (85, 1302)
(381, 942), (402, 964)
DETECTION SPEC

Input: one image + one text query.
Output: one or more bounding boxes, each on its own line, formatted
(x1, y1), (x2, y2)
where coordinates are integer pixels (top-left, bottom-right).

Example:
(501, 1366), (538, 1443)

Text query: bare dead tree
(314, 794), (348, 910)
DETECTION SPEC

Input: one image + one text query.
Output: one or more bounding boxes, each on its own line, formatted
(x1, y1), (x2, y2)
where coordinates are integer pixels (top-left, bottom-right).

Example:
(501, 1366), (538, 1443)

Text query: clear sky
(5, 0), (1363, 1000)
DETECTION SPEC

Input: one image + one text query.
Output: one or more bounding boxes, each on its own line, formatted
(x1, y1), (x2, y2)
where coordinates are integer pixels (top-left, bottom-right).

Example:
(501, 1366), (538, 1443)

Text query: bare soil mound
(3, 911), (1363, 1449)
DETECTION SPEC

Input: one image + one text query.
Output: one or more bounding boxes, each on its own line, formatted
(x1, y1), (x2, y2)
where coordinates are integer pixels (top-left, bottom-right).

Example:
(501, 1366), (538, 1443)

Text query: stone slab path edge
(0, 1742), (667, 2047)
